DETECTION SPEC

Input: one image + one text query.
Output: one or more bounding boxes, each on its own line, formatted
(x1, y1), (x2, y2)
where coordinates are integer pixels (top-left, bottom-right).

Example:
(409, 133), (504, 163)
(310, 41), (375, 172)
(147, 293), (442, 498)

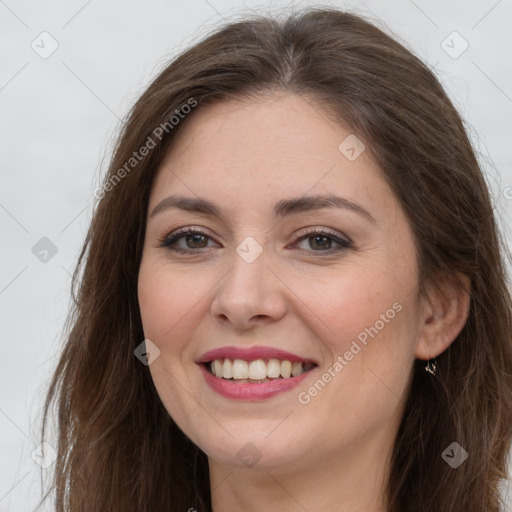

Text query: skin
(137, 92), (470, 512)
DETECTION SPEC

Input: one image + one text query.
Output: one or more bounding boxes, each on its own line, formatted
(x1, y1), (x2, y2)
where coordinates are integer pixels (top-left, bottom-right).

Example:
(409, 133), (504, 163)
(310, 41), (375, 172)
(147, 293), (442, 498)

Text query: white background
(1, 0), (511, 510)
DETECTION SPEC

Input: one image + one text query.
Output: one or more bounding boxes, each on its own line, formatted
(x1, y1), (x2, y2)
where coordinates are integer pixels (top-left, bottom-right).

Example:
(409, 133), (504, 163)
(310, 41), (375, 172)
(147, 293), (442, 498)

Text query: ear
(414, 271), (471, 360)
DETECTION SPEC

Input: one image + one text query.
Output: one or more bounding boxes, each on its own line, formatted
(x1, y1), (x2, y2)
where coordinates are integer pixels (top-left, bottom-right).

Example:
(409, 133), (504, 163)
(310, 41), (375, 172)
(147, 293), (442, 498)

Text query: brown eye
(160, 227), (352, 256)
(160, 229), (217, 253)
(184, 233), (208, 248)
(308, 234), (333, 250)
(293, 229), (352, 253)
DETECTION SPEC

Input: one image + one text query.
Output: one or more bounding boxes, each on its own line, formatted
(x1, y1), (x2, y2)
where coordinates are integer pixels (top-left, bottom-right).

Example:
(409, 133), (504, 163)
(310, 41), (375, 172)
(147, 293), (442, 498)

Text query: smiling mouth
(204, 358), (317, 383)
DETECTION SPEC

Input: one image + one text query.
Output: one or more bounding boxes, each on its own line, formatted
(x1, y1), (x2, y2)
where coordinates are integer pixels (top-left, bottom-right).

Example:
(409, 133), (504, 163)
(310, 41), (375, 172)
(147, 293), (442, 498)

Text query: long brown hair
(38, 7), (512, 511)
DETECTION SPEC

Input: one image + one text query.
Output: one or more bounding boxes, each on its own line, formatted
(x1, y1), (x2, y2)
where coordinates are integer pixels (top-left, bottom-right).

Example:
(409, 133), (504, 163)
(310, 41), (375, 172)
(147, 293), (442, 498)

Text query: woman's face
(138, 92), (426, 473)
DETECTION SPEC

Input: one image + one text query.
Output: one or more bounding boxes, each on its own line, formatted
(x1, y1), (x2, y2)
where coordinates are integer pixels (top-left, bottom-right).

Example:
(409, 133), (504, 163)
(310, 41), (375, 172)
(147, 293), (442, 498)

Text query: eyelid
(294, 226), (353, 245)
(158, 226), (220, 250)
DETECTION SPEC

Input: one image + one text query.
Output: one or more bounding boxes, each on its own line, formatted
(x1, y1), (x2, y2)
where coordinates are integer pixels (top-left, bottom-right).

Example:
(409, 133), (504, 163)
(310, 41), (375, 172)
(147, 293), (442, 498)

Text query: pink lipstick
(196, 345), (318, 401)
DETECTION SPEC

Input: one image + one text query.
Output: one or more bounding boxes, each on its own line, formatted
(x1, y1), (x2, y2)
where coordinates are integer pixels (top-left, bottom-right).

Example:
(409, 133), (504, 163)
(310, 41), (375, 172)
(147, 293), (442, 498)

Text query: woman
(38, 7), (512, 512)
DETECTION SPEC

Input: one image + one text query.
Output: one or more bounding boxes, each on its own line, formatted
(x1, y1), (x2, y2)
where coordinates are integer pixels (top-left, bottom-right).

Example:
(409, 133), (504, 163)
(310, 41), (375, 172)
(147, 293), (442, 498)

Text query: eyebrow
(149, 193), (376, 223)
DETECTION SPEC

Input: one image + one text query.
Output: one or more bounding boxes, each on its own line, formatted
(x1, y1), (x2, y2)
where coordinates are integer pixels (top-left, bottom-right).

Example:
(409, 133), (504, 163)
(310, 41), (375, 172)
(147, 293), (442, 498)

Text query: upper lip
(196, 345), (318, 365)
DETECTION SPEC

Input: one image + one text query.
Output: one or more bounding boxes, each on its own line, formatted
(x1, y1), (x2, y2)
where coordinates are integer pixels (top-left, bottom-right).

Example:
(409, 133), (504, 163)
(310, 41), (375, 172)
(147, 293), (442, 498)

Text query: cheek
(303, 265), (399, 341)
(137, 267), (171, 340)
(137, 260), (206, 342)
(137, 261), (204, 434)
(304, 262), (418, 402)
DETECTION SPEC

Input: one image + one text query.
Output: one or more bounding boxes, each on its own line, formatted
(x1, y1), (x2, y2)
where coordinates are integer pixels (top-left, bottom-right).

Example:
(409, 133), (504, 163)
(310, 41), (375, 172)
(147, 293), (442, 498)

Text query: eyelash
(159, 227), (353, 255)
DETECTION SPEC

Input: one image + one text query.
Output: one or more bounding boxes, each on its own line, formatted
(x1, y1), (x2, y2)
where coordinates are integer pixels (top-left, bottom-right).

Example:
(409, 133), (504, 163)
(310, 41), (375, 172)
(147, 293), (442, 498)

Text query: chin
(190, 423), (312, 470)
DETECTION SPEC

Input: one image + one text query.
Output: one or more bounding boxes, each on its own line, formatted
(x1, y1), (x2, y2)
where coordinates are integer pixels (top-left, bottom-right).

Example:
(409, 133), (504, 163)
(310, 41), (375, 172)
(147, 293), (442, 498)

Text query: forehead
(150, 92), (396, 222)
(167, 92), (355, 163)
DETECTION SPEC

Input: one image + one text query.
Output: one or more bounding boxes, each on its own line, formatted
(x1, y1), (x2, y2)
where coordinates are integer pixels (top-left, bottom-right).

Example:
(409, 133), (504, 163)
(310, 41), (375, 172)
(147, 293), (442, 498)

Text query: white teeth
(280, 360), (292, 378)
(267, 358), (281, 378)
(232, 359), (249, 379)
(292, 362), (303, 377)
(213, 360), (223, 377)
(207, 358), (311, 380)
(248, 360), (267, 380)
(221, 359), (233, 379)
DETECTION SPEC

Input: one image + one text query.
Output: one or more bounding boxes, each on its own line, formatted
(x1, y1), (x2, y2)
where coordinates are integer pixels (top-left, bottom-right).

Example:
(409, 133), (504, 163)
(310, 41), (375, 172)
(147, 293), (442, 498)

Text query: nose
(210, 245), (287, 330)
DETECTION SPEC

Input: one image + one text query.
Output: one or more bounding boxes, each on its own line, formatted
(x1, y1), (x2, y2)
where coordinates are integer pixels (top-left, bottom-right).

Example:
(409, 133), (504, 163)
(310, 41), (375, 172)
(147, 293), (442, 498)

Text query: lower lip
(198, 363), (315, 401)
